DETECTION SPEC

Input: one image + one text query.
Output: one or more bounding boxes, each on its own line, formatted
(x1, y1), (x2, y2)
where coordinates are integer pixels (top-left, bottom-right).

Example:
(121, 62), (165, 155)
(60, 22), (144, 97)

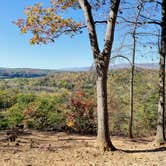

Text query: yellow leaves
(27, 17), (33, 26)
(15, 0), (81, 45)
(57, 16), (62, 21)
(21, 27), (27, 34)
(30, 39), (35, 45)
(50, 24), (56, 34)
(60, 0), (75, 10)
(47, 7), (54, 13)
(33, 3), (41, 12)
(42, 17), (48, 25)
(43, 16), (52, 23)
(67, 120), (74, 127)
(65, 18), (71, 24)
(30, 35), (39, 45)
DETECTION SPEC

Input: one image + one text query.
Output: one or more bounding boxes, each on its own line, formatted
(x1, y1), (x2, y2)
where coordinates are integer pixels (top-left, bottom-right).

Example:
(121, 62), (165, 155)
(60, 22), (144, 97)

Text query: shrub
(7, 104), (24, 127)
(0, 90), (17, 109)
(66, 90), (97, 135)
(0, 112), (9, 129)
(23, 95), (66, 131)
(16, 93), (36, 106)
(110, 110), (129, 136)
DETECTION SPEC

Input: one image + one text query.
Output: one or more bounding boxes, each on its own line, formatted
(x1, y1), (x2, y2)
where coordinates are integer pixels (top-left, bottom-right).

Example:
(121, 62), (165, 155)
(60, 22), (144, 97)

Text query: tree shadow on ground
(128, 138), (154, 144)
(58, 137), (94, 141)
(119, 147), (166, 153)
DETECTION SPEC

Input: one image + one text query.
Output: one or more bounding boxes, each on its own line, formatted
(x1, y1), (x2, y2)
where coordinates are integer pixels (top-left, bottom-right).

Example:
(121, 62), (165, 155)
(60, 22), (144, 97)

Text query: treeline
(0, 69), (161, 136)
(0, 68), (55, 79)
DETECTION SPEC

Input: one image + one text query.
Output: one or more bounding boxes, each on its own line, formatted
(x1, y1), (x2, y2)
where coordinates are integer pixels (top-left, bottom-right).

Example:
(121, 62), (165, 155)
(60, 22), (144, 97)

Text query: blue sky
(0, 0), (94, 69)
(0, 0), (160, 69)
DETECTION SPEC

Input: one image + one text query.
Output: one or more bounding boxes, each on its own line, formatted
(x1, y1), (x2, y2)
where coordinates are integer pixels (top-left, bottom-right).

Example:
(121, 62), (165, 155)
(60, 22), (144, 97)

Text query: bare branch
(110, 55), (132, 66)
(102, 0), (121, 65)
(78, 0), (100, 59)
(118, 15), (161, 26)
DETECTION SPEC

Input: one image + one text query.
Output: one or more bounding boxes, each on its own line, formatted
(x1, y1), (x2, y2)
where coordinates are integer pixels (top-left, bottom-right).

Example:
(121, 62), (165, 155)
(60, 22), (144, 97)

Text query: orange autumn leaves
(66, 90), (96, 132)
(14, 2), (81, 45)
(50, 0), (78, 10)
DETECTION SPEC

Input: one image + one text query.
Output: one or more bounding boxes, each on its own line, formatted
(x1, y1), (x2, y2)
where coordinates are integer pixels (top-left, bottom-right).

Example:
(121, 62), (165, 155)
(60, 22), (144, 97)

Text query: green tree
(7, 104), (24, 126)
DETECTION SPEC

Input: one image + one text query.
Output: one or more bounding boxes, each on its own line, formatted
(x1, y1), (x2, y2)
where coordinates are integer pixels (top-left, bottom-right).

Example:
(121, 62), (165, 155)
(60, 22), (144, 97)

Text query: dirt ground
(0, 130), (166, 166)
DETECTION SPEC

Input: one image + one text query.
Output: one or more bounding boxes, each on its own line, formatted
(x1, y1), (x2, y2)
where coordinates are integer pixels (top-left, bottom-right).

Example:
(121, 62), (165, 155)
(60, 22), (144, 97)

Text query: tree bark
(128, 2), (143, 138)
(78, 0), (120, 151)
(96, 69), (116, 151)
(156, 0), (166, 145)
(156, 47), (165, 145)
(129, 30), (136, 139)
(129, 64), (134, 138)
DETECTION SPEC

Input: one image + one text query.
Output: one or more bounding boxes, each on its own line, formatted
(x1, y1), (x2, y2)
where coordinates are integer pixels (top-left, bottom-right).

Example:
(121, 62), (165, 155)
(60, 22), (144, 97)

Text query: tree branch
(102, 0), (121, 64)
(110, 55), (132, 66)
(118, 15), (161, 26)
(78, 0), (100, 59)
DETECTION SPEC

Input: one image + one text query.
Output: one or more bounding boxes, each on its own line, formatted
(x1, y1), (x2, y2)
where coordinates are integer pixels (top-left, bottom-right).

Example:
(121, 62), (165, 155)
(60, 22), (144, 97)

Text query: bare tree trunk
(129, 30), (136, 138)
(156, 0), (166, 145)
(129, 64), (134, 138)
(78, 0), (120, 151)
(128, 2), (143, 138)
(96, 69), (116, 151)
(156, 47), (165, 145)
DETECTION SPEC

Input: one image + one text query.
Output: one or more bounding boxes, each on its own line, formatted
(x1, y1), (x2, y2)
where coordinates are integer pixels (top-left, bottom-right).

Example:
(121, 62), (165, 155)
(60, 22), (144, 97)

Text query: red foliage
(66, 90), (96, 134)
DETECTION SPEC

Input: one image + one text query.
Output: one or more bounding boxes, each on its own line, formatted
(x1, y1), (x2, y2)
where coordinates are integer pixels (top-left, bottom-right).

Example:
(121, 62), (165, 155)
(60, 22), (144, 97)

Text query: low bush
(66, 90), (97, 135)
(0, 112), (9, 129)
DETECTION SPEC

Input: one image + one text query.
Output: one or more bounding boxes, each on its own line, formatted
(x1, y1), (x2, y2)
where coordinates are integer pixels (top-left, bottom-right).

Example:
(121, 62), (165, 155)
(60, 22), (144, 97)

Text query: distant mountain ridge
(60, 63), (159, 71)
(0, 63), (159, 79)
(0, 67), (57, 79)
(110, 63), (159, 70)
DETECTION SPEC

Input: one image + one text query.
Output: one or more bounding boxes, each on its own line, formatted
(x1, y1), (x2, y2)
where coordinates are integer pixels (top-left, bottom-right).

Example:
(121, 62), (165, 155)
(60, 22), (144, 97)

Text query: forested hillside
(0, 68), (159, 136)
(0, 68), (56, 78)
